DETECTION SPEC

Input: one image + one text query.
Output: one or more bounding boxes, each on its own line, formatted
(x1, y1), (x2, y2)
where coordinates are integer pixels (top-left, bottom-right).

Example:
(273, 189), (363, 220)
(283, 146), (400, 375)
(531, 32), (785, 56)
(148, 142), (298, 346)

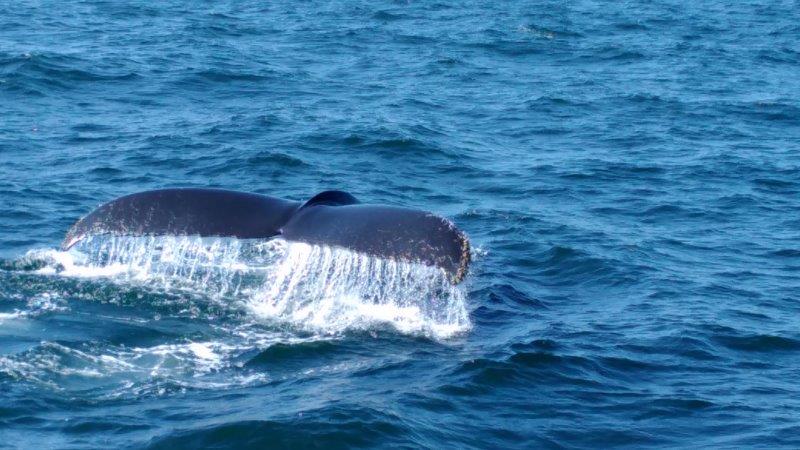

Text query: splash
(22, 235), (471, 339)
(253, 242), (470, 337)
(0, 293), (67, 323)
(0, 236), (470, 396)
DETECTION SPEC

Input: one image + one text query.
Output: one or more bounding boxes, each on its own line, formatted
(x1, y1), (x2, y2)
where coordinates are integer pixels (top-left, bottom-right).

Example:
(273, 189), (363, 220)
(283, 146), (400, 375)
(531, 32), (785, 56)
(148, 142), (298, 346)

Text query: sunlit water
(2, 0), (800, 448)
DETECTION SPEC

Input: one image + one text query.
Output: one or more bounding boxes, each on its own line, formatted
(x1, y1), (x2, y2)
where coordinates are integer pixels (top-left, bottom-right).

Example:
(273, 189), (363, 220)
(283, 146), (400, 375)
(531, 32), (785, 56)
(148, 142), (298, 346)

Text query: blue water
(2, 1), (800, 448)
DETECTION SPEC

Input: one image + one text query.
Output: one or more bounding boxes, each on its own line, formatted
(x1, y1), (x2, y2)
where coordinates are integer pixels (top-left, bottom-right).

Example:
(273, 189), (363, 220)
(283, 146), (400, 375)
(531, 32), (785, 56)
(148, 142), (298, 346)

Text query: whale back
(62, 188), (300, 249)
(283, 203), (470, 283)
(299, 190), (359, 208)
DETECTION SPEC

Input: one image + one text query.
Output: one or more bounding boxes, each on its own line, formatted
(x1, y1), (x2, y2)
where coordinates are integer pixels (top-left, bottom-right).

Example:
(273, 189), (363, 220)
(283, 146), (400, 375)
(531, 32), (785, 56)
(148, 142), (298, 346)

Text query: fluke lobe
(62, 188), (470, 284)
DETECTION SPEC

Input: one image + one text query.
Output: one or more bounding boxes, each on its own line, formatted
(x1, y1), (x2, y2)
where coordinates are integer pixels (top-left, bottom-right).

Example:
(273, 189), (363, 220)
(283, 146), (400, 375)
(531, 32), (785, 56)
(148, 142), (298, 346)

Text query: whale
(62, 188), (470, 284)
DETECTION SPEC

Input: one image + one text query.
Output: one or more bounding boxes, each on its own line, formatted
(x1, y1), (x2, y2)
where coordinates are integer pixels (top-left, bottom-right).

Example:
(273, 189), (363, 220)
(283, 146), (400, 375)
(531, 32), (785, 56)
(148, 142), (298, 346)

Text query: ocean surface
(1, 1), (799, 448)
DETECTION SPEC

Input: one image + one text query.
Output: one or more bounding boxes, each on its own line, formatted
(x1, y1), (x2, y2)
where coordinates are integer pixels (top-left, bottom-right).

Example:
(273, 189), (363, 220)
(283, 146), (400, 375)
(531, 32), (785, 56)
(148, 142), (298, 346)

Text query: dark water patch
(373, 137), (442, 154)
(137, 135), (213, 153)
(351, 358), (417, 378)
(244, 341), (340, 369)
(2, 414), (48, 427)
(637, 397), (716, 420)
(463, 39), (549, 57)
(589, 355), (671, 381)
(530, 245), (639, 287)
(90, 2), (163, 19)
(88, 167), (125, 177)
(638, 204), (703, 223)
(752, 177), (798, 194)
(0, 53), (140, 95)
(620, 335), (721, 362)
(524, 95), (592, 109)
(373, 10), (408, 22)
(511, 339), (561, 353)
(435, 56), (461, 67)
(726, 101), (800, 125)
(246, 151), (308, 168)
(0, 256), (49, 272)
(698, 283), (762, 301)
(445, 349), (667, 393)
(71, 123), (114, 133)
(312, 131), (458, 162)
(470, 305), (527, 327)
(714, 193), (760, 210)
(100, 318), (202, 348)
(146, 407), (412, 450)
(615, 21), (649, 31)
(62, 418), (151, 434)
(741, 385), (794, 396)
(475, 284), (547, 309)
(558, 161), (669, 184)
(466, 179), (530, 197)
(399, 392), (457, 413)
(0, 210), (42, 221)
(195, 70), (276, 83)
(184, 19), (263, 38)
(714, 334), (800, 353)
(768, 249), (800, 258)
(723, 308), (772, 322)
(172, 68), (291, 92)
(757, 46), (800, 64)
(591, 47), (646, 62)
(550, 427), (670, 448)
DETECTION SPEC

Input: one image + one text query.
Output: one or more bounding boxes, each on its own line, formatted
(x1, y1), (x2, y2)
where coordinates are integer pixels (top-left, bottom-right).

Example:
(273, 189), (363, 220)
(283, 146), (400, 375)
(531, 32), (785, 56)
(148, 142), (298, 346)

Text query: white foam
(0, 293), (67, 323)
(0, 311), (24, 323)
(187, 342), (218, 361)
(17, 236), (471, 340)
(0, 328), (331, 397)
(250, 242), (470, 338)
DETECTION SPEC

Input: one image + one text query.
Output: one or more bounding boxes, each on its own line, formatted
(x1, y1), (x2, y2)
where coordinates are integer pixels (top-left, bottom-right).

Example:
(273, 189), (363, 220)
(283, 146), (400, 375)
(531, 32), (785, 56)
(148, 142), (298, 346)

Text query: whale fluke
(62, 188), (470, 284)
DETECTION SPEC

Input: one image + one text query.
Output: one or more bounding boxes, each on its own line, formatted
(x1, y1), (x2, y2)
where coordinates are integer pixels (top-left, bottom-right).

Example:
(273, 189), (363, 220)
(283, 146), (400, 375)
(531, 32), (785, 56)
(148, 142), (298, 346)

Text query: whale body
(62, 188), (470, 284)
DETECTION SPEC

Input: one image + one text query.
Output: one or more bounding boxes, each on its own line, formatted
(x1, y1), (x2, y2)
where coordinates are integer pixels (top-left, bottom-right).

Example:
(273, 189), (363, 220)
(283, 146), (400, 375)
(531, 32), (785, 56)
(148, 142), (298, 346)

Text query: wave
(145, 406), (413, 449)
(0, 52), (140, 96)
(0, 334), (279, 397)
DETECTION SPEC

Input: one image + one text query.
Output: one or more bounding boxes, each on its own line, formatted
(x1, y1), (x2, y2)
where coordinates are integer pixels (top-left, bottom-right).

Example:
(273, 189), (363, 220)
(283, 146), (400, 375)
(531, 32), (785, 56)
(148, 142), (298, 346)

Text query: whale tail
(63, 188), (470, 284)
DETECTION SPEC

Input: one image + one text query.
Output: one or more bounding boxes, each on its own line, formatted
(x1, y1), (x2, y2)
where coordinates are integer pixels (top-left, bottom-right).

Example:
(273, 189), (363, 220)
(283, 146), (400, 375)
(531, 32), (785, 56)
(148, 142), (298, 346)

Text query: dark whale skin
(63, 188), (470, 284)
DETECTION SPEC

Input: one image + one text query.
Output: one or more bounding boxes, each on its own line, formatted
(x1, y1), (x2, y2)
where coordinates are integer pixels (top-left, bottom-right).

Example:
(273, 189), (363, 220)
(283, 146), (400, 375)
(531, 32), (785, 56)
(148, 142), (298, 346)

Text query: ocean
(1, 1), (799, 448)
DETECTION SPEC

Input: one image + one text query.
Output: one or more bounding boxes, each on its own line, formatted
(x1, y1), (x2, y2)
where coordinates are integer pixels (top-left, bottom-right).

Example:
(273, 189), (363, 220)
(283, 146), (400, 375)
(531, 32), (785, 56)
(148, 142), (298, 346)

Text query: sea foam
(26, 235), (471, 339)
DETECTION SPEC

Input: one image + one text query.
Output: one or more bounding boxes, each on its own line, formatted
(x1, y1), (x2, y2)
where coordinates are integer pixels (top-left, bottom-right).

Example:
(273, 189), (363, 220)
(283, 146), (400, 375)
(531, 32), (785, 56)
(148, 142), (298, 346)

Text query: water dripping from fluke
(26, 236), (472, 339)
